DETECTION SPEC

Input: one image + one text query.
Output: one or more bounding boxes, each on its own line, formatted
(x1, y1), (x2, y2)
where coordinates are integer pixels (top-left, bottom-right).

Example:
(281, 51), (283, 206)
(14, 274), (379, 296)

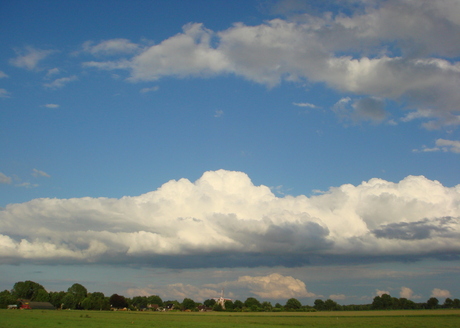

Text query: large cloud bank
(83, 0), (460, 128)
(1, 170), (459, 267)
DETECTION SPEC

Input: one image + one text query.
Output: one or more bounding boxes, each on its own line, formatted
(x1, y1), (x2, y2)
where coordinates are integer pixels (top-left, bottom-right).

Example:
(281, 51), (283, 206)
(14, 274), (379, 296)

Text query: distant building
(18, 299), (55, 310)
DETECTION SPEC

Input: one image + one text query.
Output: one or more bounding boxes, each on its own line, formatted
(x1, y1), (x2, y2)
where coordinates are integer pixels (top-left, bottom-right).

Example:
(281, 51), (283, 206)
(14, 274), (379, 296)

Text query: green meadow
(2, 309), (460, 328)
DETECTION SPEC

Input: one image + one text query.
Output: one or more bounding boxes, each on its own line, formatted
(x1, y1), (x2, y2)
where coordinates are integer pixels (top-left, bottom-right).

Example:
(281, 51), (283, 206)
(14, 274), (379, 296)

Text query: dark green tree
(110, 294), (128, 309)
(34, 289), (50, 302)
(261, 301), (273, 311)
(182, 298), (196, 310)
(67, 283), (87, 309)
(244, 297), (261, 311)
(12, 281), (46, 300)
(147, 295), (163, 307)
(443, 298), (454, 308)
(49, 291), (67, 308)
(427, 297), (439, 309)
(233, 299), (244, 309)
(204, 299), (216, 307)
(224, 300), (234, 310)
(0, 290), (17, 308)
(314, 299), (325, 311)
(285, 298), (302, 310)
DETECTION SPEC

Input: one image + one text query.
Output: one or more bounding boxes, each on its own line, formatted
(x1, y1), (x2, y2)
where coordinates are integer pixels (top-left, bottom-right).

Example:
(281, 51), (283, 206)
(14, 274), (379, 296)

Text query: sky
(1, 0), (460, 305)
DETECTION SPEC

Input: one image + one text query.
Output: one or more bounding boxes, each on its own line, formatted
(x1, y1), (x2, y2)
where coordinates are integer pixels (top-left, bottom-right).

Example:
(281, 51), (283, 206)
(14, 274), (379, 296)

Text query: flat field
(2, 309), (460, 328)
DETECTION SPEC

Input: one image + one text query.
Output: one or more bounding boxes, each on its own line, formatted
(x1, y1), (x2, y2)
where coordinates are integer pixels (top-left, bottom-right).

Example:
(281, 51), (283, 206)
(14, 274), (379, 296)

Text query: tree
(427, 297), (439, 309)
(67, 283), (87, 308)
(261, 301), (273, 312)
(244, 297), (261, 311)
(0, 290), (17, 309)
(224, 300), (234, 311)
(34, 289), (50, 302)
(132, 296), (148, 309)
(314, 299), (325, 311)
(204, 299), (216, 307)
(182, 298), (196, 310)
(49, 291), (66, 308)
(443, 298), (454, 309)
(110, 294), (128, 309)
(12, 281), (46, 300)
(324, 299), (339, 311)
(233, 299), (244, 309)
(285, 298), (302, 310)
(147, 295), (163, 307)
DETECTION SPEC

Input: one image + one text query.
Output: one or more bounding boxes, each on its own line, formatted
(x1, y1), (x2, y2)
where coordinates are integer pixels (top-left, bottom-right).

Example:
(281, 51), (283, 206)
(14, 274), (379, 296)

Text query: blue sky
(1, 0), (460, 305)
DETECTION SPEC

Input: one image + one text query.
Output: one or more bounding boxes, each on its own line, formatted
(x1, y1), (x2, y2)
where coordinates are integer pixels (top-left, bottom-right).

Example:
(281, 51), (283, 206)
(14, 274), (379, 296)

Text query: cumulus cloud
(399, 286), (421, 299)
(43, 75), (77, 89)
(431, 288), (452, 298)
(83, 0), (460, 128)
(0, 170), (459, 267)
(9, 46), (54, 70)
(231, 273), (315, 299)
(376, 289), (390, 297)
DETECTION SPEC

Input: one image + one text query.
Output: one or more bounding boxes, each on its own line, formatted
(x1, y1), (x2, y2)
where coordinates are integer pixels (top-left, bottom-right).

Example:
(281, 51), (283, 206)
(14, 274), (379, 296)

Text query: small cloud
(82, 39), (141, 56)
(46, 68), (60, 77)
(376, 289), (390, 296)
(16, 182), (39, 188)
(431, 288), (451, 299)
(436, 139), (460, 153)
(214, 110), (224, 118)
(9, 46), (54, 70)
(140, 86), (159, 93)
(0, 71), (9, 78)
(43, 104), (60, 109)
(44, 75), (77, 89)
(0, 88), (11, 98)
(293, 102), (318, 108)
(333, 97), (387, 124)
(399, 287), (421, 299)
(0, 172), (12, 184)
(329, 294), (346, 300)
(32, 169), (50, 178)
(413, 139), (460, 154)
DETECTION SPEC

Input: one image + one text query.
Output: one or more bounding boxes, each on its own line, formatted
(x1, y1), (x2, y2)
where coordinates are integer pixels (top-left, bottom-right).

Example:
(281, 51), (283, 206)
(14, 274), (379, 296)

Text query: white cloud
(436, 139), (460, 153)
(0, 71), (8, 78)
(83, 1), (460, 128)
(43, 104), (60, 109)
(140, 86), (159, 93)
(431, 288), (452, 298)
(32, 169), (50, 178)
(399, 286), (422, 299)
(43, 75), (77, 89)
(293, 102), (318, 108)
(376, 289), (390, 297)
(0, 172), (12, 184)
(232, 273), (315, 299)
(0, 170), (459, 266)
(214, 110), (224, 117)
(82, 39), (141, 56)
(15, 182), (38, 189)
(46, 68), (60, 77)
(414, 138), (460, 153)
(0, 89), (11, 98)
(9, 46), (54, 70)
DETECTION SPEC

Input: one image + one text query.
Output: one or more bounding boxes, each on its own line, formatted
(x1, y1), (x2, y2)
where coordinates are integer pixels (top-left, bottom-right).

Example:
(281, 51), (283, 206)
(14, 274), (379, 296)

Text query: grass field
(2, 309), (460, 328)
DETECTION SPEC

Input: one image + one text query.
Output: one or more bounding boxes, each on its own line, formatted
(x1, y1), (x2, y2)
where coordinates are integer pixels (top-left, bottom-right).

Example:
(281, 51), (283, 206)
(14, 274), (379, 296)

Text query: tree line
(1, 280), (459, 312)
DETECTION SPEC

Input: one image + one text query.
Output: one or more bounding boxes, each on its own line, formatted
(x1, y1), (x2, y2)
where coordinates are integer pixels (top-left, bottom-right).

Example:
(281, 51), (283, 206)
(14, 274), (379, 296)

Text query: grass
(2, 309), (460, 328)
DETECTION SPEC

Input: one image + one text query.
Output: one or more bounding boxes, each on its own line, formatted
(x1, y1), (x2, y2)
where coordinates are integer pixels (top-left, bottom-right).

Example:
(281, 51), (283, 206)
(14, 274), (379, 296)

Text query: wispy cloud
(0, 71), (9, 78)
(44, 75), (77, 89)
(214, 110), (224, 117)
(140, 86), (159, 93)
(0, 172), (12, 184)
(9, 46), (54, 70)
(293, 102), (318, 108)
(32, 169), (50, 178)
(0, 89), (11, 98)
(42, 104), (60, 109)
